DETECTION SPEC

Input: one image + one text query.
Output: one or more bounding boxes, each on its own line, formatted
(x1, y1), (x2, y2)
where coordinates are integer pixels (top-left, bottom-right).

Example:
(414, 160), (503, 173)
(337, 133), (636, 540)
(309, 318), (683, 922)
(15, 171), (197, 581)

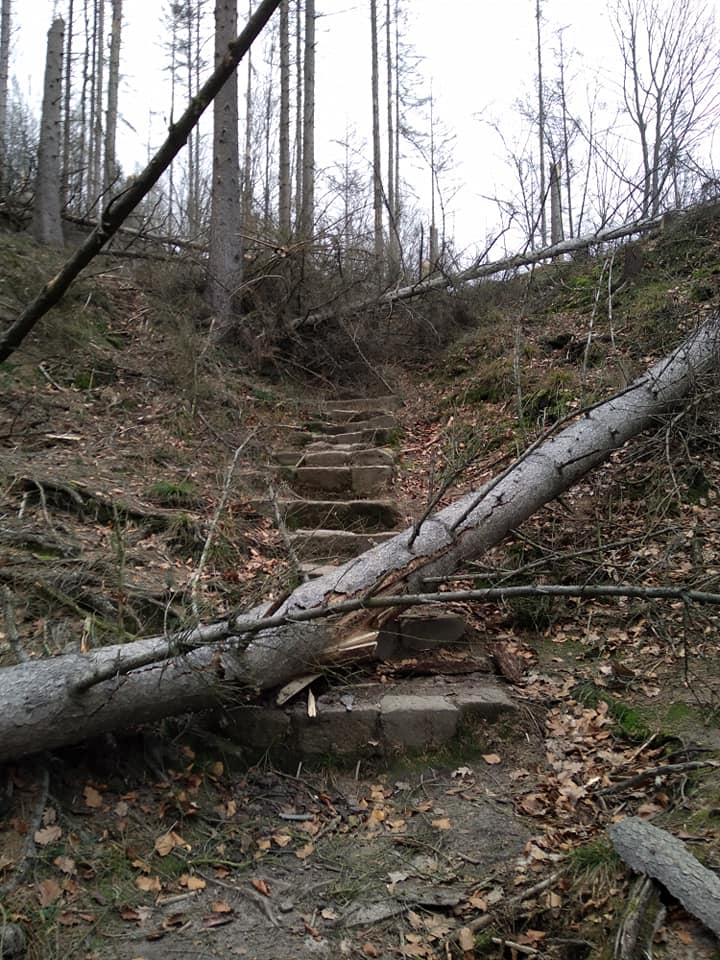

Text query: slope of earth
(2, 206), (720, 959)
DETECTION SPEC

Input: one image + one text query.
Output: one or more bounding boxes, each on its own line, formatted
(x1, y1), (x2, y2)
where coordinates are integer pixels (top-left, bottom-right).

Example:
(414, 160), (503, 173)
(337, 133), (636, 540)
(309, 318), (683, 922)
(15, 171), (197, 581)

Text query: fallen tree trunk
(289, 214), (663, 331)
(0, 317), (718, 760)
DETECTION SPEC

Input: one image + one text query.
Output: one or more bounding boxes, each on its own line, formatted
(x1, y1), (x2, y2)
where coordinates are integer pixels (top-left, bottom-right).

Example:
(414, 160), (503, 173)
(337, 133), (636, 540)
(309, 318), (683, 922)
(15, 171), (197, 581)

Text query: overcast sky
(11, 1), (719, 256)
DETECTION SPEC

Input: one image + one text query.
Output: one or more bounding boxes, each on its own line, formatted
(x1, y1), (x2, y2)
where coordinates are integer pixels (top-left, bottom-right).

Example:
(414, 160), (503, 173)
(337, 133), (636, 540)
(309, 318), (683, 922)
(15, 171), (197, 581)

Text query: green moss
(146, 479), (199, 507)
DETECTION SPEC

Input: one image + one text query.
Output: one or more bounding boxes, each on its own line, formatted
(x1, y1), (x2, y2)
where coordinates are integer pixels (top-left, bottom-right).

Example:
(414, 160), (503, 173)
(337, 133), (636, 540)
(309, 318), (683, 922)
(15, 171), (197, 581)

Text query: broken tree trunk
(0, 317), (719, 760)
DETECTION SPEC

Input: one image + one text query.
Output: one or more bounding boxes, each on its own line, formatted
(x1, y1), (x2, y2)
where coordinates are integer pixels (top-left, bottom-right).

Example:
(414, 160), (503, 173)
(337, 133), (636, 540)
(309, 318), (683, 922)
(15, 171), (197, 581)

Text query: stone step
(220, 676), (516, 760)
(306, 427), (397, 446)
(290, 464), (393, 497)
(319, 408), (396, 424)
(377, 611), (466, 659)
(252, 498), (402, 531)
(288, 528), (398, 560)
(276, 446), (395, 469)
(323, 395), (403, 413)
(304, 414), (399, 435)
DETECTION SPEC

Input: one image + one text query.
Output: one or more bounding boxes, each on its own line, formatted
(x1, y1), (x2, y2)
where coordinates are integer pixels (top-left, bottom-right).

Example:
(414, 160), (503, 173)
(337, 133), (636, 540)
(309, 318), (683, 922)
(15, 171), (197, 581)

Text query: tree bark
(33, 17), (65, 248)
(299, 0), (314, 239)
(103, 0), (123, 197)
(208, 0), (242, 326)
(278, 0), (291, 239)
(0, 0), (282, 364)
(370, 0), (383, 262)
(0, 315), (718, 760)
(0, 0), (11, 195)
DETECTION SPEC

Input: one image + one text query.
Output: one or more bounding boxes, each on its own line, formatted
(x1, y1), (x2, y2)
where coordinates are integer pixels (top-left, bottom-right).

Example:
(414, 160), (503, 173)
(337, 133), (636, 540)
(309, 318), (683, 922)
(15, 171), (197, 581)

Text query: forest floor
(3, 209), (720, 959)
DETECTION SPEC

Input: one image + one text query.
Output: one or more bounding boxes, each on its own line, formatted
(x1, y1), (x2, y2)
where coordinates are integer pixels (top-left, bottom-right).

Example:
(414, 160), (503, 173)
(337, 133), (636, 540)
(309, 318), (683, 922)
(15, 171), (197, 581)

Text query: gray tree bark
(0, 0), (11, 194)
(103, 0), (123, 197)
(278, 0), (291, 239)
(208, 0), (242, 325)
(33, 17), (65, 247)
(370, 0), (383, 262)
(0, 315), (718, 760)
(299, 0), (314, 239)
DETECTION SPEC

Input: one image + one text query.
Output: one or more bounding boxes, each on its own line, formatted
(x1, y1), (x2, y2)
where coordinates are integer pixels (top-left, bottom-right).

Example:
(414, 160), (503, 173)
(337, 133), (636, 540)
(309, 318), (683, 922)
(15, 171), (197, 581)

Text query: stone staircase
(265, 396), (404, 580)
(227, 396), (517, 762)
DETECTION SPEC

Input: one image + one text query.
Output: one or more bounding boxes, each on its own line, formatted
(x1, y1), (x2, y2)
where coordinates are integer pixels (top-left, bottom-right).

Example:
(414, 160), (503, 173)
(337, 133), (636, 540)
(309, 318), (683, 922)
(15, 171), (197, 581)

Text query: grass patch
(146, 479), (199, 507)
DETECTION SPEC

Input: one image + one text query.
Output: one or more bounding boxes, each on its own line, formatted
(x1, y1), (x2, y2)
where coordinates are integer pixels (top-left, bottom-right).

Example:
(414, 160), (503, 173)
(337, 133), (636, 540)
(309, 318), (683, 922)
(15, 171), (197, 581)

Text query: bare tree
(208, 0), (242, 326)
(613, 0), (720, 217)
(535, 0), (547, 246)
(33, 17), (65, 247)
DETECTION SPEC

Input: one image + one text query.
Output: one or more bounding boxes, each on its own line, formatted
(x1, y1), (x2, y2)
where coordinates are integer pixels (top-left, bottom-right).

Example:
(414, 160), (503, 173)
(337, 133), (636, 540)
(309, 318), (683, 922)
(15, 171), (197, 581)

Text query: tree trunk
(288, 213), (663, 333)
(103, 0), (123, 197)
(61, 0), (74, 208)
(535, 0), (547, 247)
(370, 0), (383, 262)
(299, 0), (314, 239)
(550, 160), (563, 246)
(0, 0), (11, 195)
(33, 17), (65, 248)
(207, 0), (242, 326)
(1, 316), (718, 761)
(278, 0), (291, 239)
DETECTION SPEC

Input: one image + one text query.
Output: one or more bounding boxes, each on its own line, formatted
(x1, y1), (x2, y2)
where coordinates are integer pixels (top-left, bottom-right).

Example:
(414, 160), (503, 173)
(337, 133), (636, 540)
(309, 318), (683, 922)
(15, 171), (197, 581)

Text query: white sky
(11, 1), (719, 256)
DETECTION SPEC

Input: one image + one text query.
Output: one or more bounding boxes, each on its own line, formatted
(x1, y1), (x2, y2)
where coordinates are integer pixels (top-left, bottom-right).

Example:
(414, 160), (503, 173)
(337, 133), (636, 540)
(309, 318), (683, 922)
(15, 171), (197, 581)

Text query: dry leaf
(53, 855), (76, 875)
(272, 833), (291, 847)
(362, 943), (381, 957)
(295, 843), (315, 860)
(482, 753), (502, 765)
(431, 818), (452, 830)
(83, 785), (103, 809)
(154, 830), (190, 857)
(37, 878), (62, 906)
(182, 875), (206, 891)
(212, 900), (233, 913)
(135, 875), (162, 893)
(34, 825), (62, 845)
(251, 878), (271, 897)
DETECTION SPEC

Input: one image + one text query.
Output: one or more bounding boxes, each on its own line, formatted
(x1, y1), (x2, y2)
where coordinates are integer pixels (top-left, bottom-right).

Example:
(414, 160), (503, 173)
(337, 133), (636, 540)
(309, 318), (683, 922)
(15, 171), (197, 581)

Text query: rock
(451, 684), (518, 720)
(322, 395), (403, 412)
(293, 701), (381, 756)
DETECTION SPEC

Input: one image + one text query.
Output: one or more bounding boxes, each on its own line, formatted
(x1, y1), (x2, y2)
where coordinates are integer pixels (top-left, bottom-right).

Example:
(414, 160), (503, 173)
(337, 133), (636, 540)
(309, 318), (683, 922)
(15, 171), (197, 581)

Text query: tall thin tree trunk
(557, 30), (573, 238)
(385, 0), (399, 275)
(535, 0), (546, 247)
(242, 1), (254, 236)
(104, 0), (122, 198)
(0, 0), (12, 195)
(92, 0), (105, 203)
(78, 0), (90, 209)
(294, 0), (303, 231)
(550, 160), (563, 246)
(208, 0), (241, 326)
(370, 0), (383, 262)
(299, 0), (314, 239)
(33, 17), (65, 247)
(278, 0), (291, 239)
(61, 0), (74, 208)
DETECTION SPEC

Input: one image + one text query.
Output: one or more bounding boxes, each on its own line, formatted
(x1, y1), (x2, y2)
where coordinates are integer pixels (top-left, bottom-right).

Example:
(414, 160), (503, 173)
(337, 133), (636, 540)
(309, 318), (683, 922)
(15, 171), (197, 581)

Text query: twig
(71, 581), (720, 694)
(598, 759), (720, 795)
(189, 431), (257, 617)
(268, 481), (309, 583)
(38, 362), (64, 391)
(447, 871), (562, 941)
(194, 869), (279, 926)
